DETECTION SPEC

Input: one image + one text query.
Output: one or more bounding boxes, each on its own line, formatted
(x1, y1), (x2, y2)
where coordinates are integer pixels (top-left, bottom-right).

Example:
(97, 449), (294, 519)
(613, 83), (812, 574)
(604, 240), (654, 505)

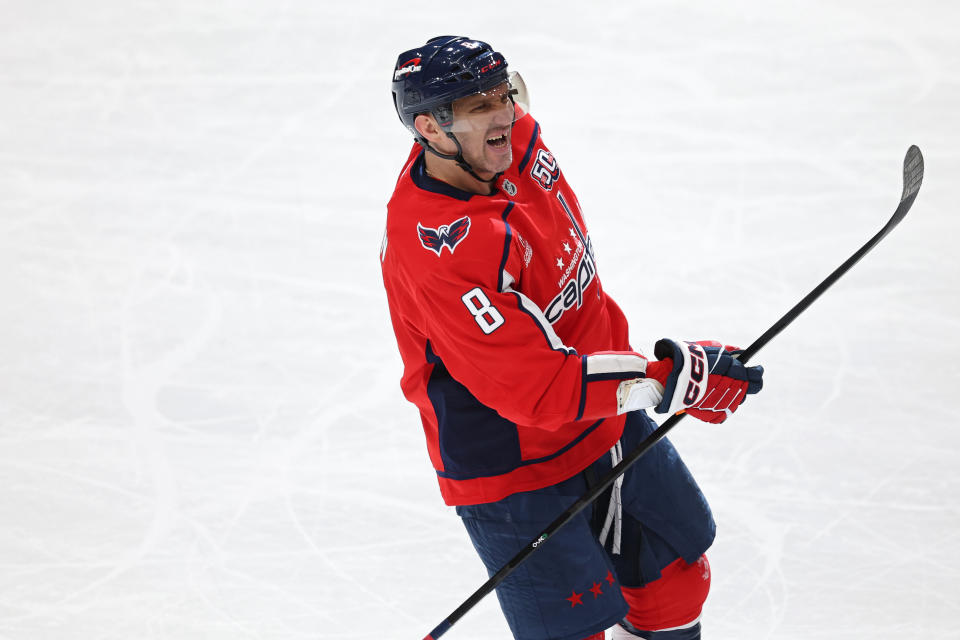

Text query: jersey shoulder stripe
(517, 121), (541, 173)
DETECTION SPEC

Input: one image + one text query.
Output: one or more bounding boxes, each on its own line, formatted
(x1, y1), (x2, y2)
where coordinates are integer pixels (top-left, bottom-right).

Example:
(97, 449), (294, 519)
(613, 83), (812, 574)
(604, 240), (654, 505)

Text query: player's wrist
(644, 358), (674, 387)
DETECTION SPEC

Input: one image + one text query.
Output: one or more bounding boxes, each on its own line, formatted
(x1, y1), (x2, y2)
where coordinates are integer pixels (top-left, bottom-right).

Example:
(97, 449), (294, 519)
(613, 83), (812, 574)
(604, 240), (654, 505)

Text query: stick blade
(885, 145), (924, 230)
(901, 145), (924, 203)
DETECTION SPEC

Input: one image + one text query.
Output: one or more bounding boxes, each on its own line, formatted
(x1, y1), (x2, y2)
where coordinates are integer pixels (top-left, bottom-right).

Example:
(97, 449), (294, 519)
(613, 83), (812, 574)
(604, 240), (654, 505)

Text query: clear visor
(445, 71), (530, 134)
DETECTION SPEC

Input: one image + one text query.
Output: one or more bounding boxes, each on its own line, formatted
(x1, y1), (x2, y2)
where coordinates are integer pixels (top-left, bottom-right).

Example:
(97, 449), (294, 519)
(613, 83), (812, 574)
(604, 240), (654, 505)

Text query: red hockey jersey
(381, 113), (660, 506)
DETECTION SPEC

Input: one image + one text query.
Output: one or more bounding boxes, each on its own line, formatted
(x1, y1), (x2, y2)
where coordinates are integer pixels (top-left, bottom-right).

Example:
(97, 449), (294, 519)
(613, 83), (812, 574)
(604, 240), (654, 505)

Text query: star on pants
(589, 582), (603, 598)
(566, 590), (584, 607)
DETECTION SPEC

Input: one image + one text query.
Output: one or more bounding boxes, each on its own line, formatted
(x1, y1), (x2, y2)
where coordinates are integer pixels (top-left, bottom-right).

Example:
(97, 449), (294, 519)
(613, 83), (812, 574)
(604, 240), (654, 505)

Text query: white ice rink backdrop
(1, 1), (958, 638)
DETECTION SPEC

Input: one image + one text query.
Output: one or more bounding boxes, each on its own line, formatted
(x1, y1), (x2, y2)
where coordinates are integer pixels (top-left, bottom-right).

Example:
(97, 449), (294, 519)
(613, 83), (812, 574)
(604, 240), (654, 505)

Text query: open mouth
(486, 131), (510, 149)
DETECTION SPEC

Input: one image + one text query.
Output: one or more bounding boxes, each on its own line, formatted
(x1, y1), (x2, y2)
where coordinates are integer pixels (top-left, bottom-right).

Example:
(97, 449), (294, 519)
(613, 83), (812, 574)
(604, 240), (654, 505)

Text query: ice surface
(1, 2), (959, 638)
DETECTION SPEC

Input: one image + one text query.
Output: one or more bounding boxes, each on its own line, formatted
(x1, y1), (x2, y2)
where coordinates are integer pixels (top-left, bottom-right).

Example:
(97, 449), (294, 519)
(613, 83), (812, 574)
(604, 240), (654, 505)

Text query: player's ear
(414, 113), (443, 143)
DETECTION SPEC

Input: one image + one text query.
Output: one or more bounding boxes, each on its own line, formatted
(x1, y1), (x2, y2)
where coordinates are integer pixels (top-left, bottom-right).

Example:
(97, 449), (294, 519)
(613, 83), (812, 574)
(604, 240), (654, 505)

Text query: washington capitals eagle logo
(417, 216), (471, 256)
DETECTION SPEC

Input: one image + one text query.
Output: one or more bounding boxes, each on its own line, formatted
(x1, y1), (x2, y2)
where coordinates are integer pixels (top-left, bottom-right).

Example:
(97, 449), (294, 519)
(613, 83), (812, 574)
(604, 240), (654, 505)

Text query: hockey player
(381, 36), (764, 640)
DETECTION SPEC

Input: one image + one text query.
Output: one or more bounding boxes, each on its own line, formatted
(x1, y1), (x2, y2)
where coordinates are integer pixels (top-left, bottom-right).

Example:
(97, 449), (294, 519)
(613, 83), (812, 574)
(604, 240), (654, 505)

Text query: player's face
(449, 83), (515, 177)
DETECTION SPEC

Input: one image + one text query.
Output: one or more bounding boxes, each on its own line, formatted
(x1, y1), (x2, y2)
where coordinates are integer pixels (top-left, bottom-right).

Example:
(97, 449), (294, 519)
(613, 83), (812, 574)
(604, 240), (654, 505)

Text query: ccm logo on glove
(683, 344), (706, 406)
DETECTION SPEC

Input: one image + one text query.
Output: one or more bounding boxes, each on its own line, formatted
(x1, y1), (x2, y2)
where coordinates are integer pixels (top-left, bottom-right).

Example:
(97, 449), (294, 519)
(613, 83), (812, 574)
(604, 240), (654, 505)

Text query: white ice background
(1, 1), (959, 638)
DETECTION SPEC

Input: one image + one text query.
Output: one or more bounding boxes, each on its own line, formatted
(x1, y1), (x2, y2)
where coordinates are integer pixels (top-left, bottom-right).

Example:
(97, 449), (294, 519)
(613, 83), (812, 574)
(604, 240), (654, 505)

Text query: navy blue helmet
(392, 36), (510, 146)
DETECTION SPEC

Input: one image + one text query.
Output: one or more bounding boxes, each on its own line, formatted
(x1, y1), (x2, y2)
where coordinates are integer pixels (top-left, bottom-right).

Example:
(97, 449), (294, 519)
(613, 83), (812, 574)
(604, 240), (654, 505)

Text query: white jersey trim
(585, 353), (647, 378)
(501, 270), (576, 355)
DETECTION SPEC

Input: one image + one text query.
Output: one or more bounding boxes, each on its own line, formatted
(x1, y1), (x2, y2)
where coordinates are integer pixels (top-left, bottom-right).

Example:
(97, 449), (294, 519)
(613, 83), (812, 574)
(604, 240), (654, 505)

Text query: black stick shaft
(738, 145), (923, 364)
(423, 146), (923, 640)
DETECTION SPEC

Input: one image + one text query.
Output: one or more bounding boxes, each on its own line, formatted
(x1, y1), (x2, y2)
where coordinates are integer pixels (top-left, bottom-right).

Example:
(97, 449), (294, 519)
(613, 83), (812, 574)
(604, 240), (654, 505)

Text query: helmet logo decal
(480, 58), (502, 74)
(394, 57), (422, 80)
(417, 216), (471, 256)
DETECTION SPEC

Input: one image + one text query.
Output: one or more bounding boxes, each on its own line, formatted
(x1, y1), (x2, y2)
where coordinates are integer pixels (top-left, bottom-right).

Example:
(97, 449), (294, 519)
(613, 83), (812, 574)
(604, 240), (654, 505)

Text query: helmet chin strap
(420, 131), (502, 185)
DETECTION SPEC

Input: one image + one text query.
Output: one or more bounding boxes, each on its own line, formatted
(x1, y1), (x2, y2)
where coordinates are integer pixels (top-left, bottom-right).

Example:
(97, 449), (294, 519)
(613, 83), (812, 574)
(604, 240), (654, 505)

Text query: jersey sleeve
(413, 215), (656, 429)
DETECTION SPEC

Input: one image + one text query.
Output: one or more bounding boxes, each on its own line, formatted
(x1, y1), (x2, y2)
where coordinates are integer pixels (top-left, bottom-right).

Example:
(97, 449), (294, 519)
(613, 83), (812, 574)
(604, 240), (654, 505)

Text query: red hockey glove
(646, 339), (764, 424)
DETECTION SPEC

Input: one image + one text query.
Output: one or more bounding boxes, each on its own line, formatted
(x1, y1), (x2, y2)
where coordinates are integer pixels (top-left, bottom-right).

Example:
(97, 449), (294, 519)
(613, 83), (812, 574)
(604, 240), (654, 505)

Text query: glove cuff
(652, 339), (709, 415)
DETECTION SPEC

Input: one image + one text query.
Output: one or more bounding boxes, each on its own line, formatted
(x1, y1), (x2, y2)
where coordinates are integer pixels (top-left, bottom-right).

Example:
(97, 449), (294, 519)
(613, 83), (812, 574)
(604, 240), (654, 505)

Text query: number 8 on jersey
(461, 287), (505, 334)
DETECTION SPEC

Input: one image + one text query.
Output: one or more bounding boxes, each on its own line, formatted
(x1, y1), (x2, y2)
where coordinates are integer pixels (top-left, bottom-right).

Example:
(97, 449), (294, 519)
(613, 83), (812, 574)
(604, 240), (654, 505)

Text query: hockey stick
(423, 146), (924, 640)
